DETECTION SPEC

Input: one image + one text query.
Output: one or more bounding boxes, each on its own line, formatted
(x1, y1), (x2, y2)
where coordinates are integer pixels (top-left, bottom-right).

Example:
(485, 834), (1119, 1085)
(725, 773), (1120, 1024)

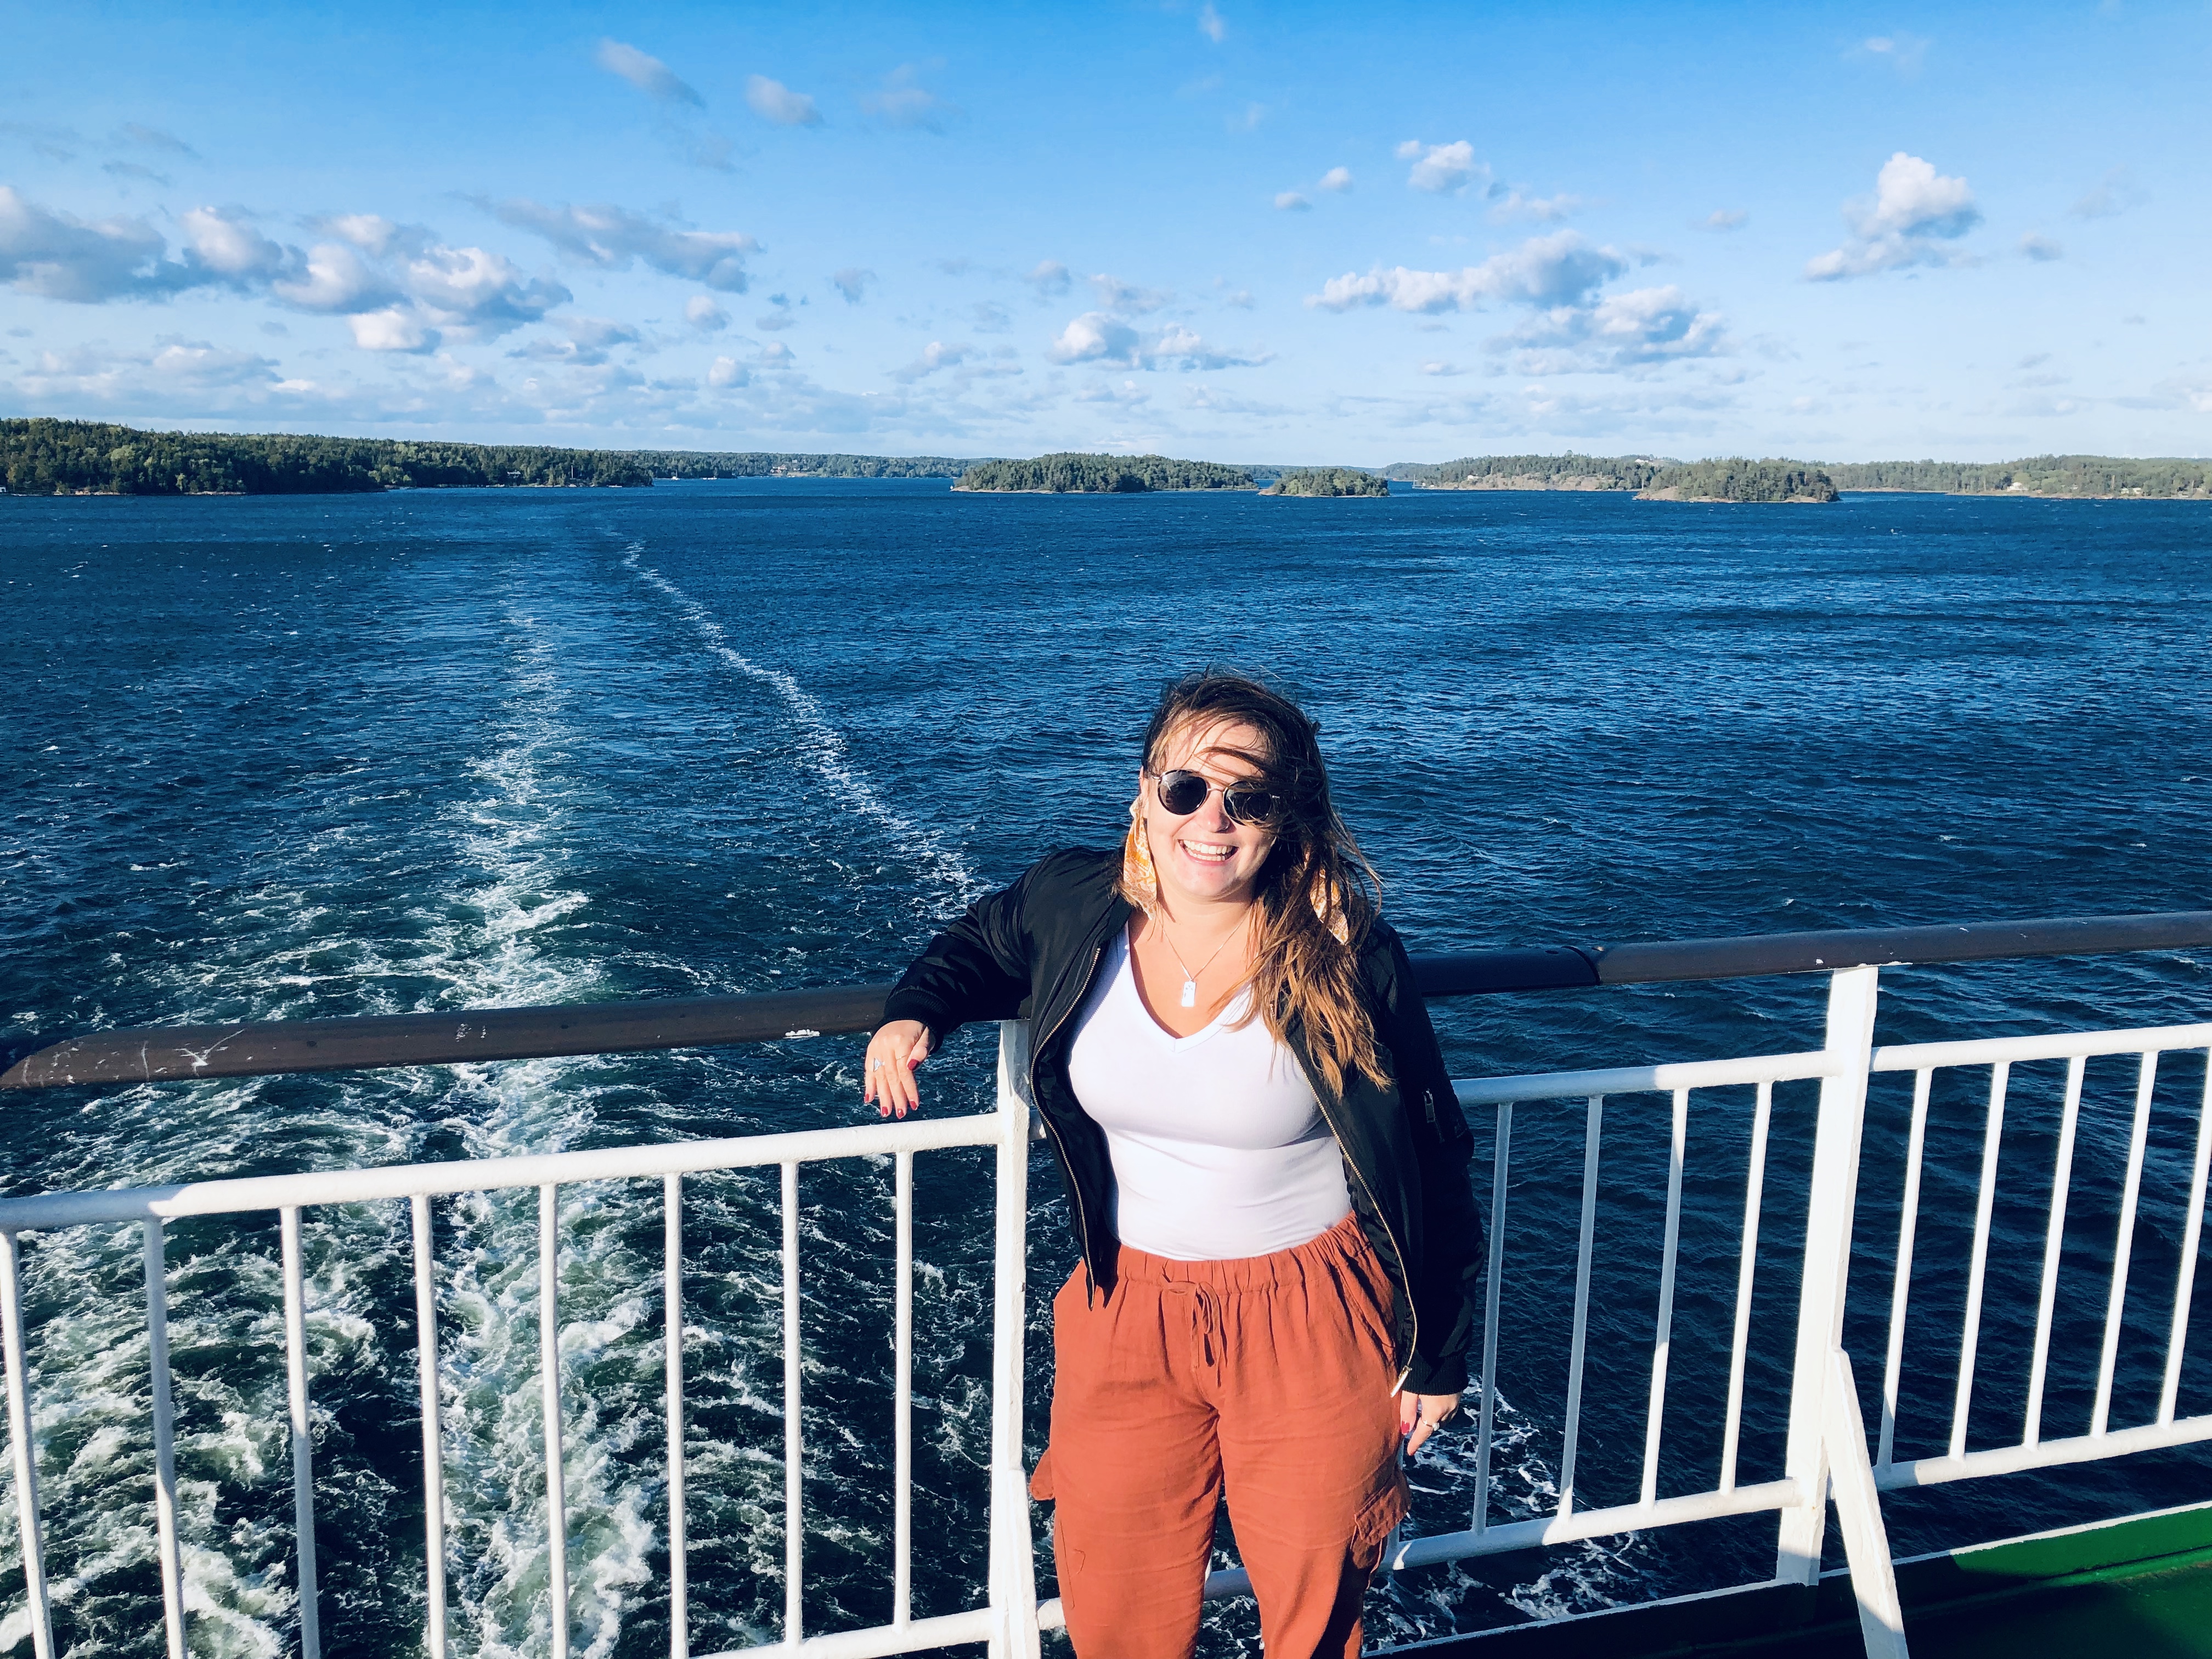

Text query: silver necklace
(1153, 914), (1246, 1008)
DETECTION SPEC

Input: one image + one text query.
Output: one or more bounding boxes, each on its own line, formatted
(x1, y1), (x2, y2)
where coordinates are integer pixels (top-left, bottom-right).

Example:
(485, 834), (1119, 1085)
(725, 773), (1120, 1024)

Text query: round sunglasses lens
(1156, 772), (1210, 814)
(1224, 790), (1277, 823)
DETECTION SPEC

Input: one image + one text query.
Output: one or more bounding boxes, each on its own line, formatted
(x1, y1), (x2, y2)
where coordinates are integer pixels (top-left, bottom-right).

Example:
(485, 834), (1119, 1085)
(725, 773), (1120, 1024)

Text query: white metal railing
(0, 1031), (1044, 1659)
(0, 970), (2205, 1658)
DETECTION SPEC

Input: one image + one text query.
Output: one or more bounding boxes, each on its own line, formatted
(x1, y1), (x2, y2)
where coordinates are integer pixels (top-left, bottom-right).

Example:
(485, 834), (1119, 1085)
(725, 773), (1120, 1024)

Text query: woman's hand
(1398, 1389), (1461, 1457)
(865, 1020), (934, 1118)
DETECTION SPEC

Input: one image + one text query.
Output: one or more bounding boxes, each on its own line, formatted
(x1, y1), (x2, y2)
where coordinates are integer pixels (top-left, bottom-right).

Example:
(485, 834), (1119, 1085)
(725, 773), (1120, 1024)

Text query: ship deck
(1403, 1499), (2212, 1657)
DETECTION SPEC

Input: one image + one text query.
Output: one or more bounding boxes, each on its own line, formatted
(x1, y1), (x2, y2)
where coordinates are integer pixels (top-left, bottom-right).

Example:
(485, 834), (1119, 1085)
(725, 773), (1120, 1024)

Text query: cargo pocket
(1347, 1465), (1410, 1569)
(1029, 1447), (1056, 1503)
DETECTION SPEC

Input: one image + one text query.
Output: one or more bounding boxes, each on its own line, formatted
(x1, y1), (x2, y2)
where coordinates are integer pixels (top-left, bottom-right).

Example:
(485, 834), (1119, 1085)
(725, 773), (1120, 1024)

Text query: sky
(1, 1), (2206, 464)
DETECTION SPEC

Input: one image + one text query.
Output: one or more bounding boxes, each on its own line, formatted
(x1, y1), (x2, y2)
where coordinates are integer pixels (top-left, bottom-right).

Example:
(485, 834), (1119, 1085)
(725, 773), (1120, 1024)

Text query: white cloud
(1804, 153), (1980, 280)
(1025, 259), (1072, 296)
(1698, 209), (1748, 232)
(179, 206), (291, 283)
(757, 294), (797, 330)
(146, 340), (281, 388)
(494, 199), (758, 290)
(2070, 166), (2142, 219)
(0, 186), (192, 301)
(862, 64), (957, 130)
(707, 354), (748, 388)
(1491, 191), (1583, 223)
(1220, 287), (1254, 308)
(272, 241), (398, 313)
(1274, 191), (1310, 212)
(1199, 3), (1227, 42)
(758, 340), (794, 364)
(1310, 232), (1724, 376)
(1048, 312), (1267, 370)
(509, 315), (641, 366)
(1090, 273), (1171, 313)
(347, 306), (436, 352)
(1859, 34), (1930, 75)
(892, 340), (973, 382)
(831, 266), (874, 303)
(685, 294), (729, 331)
(1318, 166), (1353, 193)
(321, 214), (403, 255)
(401, 244), (567, 337)
(1074, 377), (1149, 405)
(1149, 325), (1269, 370)
(1398, 139), (1489, 195)
(1310, 231), (1628, 313)
(1492, 284), (1728, 371)
(595, 40), (703, 107)
(2019, 233), (2064, 262)
(1050, 312), (1142, 365)
(746, 75), (822, 127)
(119, 122), (195, 156)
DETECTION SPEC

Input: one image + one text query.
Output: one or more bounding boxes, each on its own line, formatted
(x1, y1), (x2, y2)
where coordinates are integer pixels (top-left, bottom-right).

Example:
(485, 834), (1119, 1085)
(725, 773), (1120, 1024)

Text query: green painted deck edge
(1379, 1500), (2212, 1657)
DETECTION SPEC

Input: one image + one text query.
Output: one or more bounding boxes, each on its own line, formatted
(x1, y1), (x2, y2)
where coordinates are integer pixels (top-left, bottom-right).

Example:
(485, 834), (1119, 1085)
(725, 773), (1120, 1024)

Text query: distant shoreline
(7, 420), (2209, 503)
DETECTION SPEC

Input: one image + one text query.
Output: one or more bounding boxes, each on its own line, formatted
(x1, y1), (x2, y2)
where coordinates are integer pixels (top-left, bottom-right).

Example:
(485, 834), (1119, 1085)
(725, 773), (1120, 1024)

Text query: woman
(862, 671), (1483, 1659)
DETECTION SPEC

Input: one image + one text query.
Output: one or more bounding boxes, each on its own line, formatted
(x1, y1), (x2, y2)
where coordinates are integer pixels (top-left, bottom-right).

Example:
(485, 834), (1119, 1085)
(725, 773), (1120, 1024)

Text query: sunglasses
(1150, 768), (1282, 825)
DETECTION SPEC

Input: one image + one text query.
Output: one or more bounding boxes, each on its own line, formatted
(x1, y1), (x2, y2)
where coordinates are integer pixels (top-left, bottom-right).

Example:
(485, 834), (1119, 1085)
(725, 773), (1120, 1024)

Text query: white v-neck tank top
(1064, 930), (1352, 1261)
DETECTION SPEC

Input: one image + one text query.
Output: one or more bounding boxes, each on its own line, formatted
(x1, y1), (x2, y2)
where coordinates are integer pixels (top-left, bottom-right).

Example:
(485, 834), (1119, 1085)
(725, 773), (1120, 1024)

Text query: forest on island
(1261, 468), (1390, 496)
(1638, 459), (1839, 503)
(6, 420), (2206, 503)
(0, 420), (988, 495)
(1, 419), (654, 494)
(953, 453), (1253, 492)
(1385, 450), (2210, 500)
(635, 450), (979, 479)
(1825, 456), (2212, 498)
(1382, 453), (1668, 490)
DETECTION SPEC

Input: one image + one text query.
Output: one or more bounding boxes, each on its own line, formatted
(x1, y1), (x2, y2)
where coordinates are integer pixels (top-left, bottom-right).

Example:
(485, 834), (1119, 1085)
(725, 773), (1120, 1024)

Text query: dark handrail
(4, 910), (2208, 1092)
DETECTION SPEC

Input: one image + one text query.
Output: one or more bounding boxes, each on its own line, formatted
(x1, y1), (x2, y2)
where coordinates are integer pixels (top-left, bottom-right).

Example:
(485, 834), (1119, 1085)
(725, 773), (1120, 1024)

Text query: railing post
(989, 1022), (1042, 1659)
(1822, 1349), (1909, 1658)
(1776, 966), (1880, 1585)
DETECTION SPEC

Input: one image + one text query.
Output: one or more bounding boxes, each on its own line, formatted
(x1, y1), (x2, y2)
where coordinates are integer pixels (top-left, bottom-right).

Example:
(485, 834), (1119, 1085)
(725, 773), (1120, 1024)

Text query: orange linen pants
(1030, 1212), (1409, 1659)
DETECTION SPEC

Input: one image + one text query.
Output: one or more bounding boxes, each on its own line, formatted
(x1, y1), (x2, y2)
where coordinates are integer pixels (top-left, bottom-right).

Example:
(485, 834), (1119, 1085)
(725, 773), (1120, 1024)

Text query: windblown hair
(1119, 670), (1387, 1096)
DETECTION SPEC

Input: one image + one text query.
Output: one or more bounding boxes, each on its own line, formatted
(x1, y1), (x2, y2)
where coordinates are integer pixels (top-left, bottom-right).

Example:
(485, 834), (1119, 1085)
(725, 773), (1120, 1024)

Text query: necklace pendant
(1180, 978), (1198, 1009)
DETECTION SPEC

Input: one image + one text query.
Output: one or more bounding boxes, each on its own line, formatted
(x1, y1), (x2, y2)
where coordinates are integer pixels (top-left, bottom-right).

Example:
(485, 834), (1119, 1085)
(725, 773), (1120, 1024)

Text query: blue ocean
(2, 480), (2208, 1658)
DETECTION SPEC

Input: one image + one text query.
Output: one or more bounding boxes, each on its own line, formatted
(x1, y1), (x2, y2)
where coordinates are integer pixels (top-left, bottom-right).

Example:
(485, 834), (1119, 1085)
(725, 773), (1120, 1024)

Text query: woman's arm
(1373, 923), (1486, 1399)
(865, 862), (1042, 1116)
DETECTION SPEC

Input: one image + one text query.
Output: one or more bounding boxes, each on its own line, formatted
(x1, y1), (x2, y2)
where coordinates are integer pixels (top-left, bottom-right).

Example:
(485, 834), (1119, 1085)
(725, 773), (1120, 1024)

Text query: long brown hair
(1118, 670), (1387, 1096)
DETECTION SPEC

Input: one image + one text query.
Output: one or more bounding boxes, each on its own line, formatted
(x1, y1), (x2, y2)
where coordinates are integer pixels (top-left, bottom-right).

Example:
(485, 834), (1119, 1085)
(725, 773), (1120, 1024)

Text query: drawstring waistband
(1175, 1284), (1226, 1390)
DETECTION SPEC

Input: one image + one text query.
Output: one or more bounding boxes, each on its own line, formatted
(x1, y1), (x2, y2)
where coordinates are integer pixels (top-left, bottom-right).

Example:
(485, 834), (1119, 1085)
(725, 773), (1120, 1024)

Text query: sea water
(2, 480), (2209, 1657)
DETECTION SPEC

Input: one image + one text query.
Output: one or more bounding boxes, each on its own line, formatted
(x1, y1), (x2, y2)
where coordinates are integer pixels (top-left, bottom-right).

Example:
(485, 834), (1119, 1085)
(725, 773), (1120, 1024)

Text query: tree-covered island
(1383, 453), (1668, 491)
(1384, 450), (2210, 501)
(0, 419), (985, 495)
(1260, 468), (1390, 497)
(952, 453), (1254, 492)
(6, 420), (2205, 503)
(1636, 459), (1839, 503)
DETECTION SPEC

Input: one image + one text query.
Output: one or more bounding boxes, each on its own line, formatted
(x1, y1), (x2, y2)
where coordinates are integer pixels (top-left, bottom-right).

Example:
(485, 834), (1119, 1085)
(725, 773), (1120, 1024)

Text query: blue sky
(1, 1), (2205, 462)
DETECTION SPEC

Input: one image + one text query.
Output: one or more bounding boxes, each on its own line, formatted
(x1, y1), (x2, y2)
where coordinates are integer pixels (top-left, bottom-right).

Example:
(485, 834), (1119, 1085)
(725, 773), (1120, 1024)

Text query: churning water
(2, 481), (2209, 1657)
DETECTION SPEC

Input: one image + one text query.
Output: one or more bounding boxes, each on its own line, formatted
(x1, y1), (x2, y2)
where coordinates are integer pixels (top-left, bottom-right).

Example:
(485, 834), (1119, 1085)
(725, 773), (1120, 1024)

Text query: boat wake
(621, 547), (984, 918)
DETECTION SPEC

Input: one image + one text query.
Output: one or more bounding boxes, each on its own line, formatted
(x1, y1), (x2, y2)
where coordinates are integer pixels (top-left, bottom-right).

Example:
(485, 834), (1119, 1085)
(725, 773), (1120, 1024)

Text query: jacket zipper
(1297, 1046), (1419, 1392)
(1027, 936), (1110, 1297)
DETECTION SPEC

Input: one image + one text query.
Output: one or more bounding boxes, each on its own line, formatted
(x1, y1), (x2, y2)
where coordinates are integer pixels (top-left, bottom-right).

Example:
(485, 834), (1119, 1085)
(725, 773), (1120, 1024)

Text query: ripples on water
(2, 482), (2209, 1657)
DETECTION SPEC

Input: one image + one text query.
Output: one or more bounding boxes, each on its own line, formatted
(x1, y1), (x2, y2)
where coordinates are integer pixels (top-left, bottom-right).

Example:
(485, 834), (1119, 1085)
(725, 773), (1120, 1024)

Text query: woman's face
(1141, 718), (1278, 909)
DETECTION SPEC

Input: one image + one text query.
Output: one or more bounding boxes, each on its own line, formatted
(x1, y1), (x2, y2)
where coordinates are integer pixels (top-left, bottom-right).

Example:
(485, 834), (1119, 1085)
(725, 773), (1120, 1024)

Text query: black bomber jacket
(882, 847), (1486, 1395)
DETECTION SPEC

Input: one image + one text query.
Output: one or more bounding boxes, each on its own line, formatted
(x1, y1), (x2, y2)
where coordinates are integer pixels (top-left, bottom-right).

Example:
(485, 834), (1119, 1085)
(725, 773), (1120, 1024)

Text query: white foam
(622, 548), (985, 913)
